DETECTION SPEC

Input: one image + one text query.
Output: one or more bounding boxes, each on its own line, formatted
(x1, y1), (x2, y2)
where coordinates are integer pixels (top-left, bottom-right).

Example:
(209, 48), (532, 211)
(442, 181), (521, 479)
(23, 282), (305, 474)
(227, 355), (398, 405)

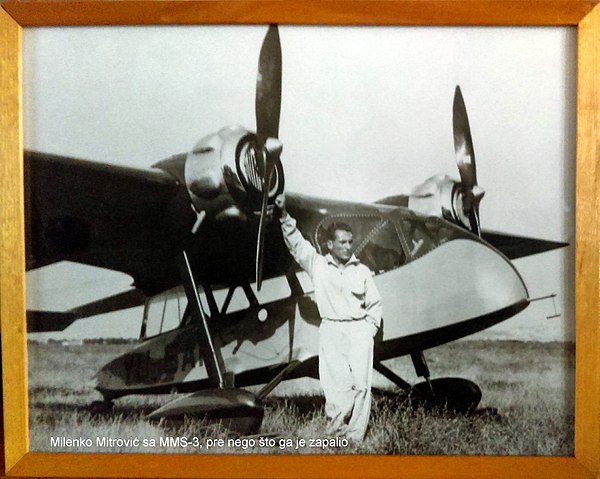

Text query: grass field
(27, 339), (574, 455)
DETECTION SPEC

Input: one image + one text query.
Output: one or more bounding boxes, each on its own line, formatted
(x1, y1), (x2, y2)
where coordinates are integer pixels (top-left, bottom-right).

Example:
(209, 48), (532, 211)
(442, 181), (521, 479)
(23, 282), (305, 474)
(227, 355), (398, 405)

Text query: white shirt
(281, 214), (382, 328)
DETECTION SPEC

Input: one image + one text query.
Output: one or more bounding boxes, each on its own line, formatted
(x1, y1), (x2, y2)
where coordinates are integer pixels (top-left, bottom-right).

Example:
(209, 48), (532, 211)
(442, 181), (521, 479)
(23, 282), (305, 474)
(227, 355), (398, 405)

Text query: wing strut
(145, 251), (264, 433)
(373, 362), (411, 391)
(177, 251), (229, 388)
(256, 360), (302, 400)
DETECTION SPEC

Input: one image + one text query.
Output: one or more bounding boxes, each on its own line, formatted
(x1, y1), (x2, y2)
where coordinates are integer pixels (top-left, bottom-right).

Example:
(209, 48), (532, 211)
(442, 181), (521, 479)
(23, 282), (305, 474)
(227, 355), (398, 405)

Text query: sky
(22, 25), (576, 342)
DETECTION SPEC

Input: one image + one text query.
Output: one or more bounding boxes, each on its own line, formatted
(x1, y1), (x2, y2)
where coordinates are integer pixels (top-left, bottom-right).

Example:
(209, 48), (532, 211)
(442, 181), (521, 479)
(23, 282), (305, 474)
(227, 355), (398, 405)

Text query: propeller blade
(452, 85), (477, 189)
(254, 25), (282, 291)
(255, 25), (282, 143)
(255, 139), (282, 290)
(469, 206), (481, 237)
(255, 163), (277, 290)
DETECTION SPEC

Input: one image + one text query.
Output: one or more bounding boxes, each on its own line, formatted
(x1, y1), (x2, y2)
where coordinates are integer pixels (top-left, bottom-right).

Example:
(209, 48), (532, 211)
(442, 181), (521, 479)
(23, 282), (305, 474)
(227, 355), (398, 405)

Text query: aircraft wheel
(89, 400), (114, 416)
(408, 377), (482, 413)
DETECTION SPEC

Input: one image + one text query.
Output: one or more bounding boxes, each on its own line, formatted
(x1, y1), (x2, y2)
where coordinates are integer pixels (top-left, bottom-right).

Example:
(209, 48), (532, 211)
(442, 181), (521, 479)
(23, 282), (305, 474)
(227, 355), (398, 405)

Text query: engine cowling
(217, 126), (284, 215)
(156, 125), (284, 222)
(408, 174), (484, 233)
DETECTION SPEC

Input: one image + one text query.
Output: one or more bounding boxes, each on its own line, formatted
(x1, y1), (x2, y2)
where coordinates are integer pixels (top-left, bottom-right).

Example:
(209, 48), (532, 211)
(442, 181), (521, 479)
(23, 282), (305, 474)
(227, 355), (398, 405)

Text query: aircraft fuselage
(95, 199), (529, 397)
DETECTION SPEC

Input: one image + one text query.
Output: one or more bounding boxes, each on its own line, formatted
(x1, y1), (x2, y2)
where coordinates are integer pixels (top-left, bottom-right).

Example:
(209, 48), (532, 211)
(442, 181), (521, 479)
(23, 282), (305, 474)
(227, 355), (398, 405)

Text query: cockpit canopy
(315, 211), (474, 275)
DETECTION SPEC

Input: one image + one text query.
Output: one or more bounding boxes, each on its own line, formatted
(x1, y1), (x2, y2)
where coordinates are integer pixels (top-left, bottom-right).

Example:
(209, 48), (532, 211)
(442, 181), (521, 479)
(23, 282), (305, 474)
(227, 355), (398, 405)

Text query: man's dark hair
(326, 222), (353, 241)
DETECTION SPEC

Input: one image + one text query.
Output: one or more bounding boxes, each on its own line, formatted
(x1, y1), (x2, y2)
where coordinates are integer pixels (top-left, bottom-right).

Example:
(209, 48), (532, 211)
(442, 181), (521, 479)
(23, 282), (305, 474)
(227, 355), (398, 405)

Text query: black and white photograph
(24, 24), (575, 455)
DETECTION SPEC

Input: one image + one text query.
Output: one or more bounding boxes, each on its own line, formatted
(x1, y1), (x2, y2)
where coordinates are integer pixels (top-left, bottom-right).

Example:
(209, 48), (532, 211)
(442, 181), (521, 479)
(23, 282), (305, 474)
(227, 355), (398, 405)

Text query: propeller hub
(265, 137), (283, 157)
(181, 126), (285, 215)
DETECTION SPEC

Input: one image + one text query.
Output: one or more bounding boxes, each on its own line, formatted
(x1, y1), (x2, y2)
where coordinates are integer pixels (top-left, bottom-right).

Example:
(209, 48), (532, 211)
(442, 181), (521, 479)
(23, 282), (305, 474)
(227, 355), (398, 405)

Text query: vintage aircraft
(25, 25), (566, 432)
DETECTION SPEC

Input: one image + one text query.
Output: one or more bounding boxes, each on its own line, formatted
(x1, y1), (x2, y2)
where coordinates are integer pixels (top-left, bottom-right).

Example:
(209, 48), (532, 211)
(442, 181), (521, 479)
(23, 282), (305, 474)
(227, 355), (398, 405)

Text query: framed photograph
(1, 1), (598, 478)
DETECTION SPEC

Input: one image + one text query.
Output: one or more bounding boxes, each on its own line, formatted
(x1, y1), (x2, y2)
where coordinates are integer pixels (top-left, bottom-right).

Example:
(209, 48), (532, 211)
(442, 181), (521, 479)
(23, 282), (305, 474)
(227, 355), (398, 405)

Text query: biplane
(24, 25), (567, 432)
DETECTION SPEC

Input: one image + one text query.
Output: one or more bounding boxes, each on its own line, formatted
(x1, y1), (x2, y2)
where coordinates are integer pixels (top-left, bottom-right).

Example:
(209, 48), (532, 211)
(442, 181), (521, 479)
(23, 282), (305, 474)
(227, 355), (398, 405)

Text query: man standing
(275, 194), (382, 442)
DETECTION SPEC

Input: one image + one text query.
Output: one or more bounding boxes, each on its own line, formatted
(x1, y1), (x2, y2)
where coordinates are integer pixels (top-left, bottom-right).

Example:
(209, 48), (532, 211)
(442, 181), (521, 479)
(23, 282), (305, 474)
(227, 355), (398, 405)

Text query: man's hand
(368, 321), (379, 339)
(275, 193), (287, 218)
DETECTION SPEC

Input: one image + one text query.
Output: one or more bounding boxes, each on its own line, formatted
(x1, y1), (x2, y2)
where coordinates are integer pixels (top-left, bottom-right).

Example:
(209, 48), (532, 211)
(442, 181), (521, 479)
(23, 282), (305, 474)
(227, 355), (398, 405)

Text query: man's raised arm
(276, 194), (318, 278)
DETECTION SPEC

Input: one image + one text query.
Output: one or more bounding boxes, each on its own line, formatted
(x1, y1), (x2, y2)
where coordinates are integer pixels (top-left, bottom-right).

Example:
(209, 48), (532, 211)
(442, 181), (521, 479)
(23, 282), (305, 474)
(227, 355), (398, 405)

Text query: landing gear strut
(143, 251), (265, 435)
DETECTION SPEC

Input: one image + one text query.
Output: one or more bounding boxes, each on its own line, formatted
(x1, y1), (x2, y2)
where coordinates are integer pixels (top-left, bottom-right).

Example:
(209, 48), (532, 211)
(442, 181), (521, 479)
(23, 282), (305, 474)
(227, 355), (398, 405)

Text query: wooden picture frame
(0, 1), (598, 477)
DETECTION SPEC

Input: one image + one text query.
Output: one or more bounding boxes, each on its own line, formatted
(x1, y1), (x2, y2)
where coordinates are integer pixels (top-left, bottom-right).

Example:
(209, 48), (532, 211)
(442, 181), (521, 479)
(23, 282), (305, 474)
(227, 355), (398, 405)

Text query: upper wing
(481, 230), (568, 259)
(25, 151), (183, 295)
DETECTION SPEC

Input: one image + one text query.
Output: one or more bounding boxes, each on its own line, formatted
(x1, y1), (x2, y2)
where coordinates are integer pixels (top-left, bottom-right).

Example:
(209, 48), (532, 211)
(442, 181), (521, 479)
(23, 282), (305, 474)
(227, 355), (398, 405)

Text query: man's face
(327, 230), (353, 264)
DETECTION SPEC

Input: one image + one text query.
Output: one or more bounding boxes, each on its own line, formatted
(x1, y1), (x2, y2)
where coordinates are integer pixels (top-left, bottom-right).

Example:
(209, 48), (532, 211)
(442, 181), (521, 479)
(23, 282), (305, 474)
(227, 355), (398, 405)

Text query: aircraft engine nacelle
(217, 126), (284, 215)
(157, 125), (285, 221)
(408, 174), (484, 233)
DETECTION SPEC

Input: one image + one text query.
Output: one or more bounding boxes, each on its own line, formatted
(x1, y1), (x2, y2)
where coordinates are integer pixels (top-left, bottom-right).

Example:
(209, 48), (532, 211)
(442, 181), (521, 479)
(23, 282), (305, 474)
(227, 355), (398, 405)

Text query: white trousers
(319, 319), (374, 441)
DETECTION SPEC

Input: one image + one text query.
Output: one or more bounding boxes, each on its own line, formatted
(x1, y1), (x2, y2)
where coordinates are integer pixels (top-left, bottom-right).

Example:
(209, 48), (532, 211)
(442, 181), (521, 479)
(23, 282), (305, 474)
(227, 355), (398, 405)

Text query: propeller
(254, 25), (283, 290)
(452, 86), (484, 236)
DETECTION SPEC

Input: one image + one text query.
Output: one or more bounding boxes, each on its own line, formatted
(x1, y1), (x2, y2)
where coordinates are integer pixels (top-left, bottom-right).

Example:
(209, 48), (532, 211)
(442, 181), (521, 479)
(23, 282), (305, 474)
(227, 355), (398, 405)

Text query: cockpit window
(316, 215), (406, 275)
(401, 219), (437, 259)
(355, 220), (406, 274)
(142, 286), (187, 338)
(399, 216), (472, 259)
(315, 213), (473, 270)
